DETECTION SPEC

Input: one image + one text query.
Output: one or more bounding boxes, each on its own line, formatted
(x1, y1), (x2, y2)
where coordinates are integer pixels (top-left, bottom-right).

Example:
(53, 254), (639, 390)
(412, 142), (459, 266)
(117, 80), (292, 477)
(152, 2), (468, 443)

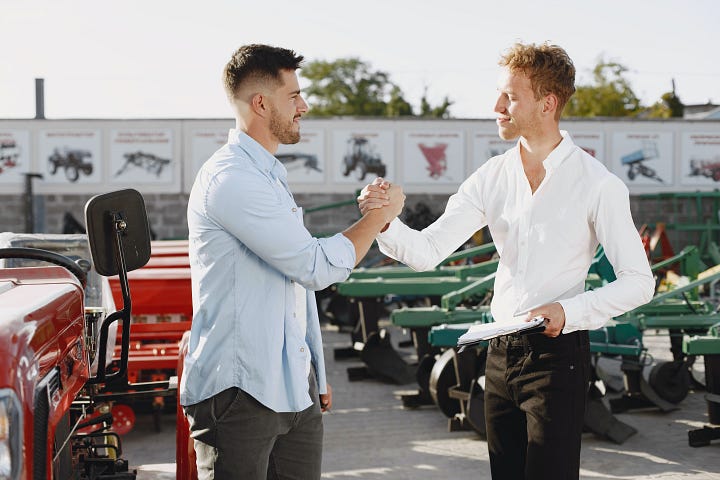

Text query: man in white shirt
(359, 42), (654, 480)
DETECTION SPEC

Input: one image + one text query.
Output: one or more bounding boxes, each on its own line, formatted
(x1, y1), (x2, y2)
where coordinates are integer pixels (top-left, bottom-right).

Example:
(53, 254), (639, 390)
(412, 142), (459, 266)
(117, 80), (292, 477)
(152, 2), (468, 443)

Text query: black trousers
(484, 331), (591, 480)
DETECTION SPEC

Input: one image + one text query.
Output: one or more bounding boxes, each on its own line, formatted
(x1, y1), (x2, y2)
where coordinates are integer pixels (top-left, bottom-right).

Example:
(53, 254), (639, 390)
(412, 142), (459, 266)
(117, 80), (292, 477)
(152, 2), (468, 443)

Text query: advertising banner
(0, 130), (30, 184)
(331, 129), (394, 186)
(38, 129), (102, 185)
(109, 129), (175, 186)
(472, 132), (516, 170)
(404, 131), (464, 184)
(276, 129), (325, 185)
(188, 129), (227, 186)
(610, 132), (674, 186)
(569, 131), (605, 165)
(681, 132), (720, 186)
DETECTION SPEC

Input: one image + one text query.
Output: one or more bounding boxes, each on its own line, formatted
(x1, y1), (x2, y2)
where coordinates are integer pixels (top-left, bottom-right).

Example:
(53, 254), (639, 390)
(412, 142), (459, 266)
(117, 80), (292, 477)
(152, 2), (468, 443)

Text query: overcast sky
(2, 0), (719, 120)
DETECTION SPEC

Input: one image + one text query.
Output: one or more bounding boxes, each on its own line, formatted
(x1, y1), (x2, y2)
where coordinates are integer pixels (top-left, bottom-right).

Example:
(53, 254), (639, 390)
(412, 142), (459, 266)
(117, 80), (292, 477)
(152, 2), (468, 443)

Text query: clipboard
(457, 316), (546, 351)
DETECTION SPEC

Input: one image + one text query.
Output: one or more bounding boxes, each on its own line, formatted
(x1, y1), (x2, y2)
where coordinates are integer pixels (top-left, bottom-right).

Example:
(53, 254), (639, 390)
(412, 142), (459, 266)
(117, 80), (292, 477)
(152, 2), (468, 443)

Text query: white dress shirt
(377, 131), (654, 333)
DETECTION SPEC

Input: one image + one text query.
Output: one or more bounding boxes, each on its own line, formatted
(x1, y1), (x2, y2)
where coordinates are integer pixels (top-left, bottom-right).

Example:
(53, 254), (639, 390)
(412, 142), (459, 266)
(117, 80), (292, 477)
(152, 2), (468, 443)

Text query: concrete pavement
(123, 324), (720, 479)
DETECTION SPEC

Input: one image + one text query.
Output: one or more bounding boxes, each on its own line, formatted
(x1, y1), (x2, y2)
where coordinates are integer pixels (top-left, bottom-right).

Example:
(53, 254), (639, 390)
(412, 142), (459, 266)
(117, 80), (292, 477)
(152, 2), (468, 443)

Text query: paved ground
(123, 325), (720, 479)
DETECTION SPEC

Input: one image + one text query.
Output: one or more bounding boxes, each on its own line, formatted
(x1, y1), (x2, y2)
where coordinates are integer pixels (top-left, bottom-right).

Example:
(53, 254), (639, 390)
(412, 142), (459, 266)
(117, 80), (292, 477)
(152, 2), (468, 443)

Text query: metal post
(23, 173), (43, 233)
(35, 78), (45, 120)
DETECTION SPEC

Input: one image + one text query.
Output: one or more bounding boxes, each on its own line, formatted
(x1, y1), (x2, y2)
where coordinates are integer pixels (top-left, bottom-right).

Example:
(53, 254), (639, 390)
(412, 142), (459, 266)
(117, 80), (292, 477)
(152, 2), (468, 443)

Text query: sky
(2, 0), (719, 120)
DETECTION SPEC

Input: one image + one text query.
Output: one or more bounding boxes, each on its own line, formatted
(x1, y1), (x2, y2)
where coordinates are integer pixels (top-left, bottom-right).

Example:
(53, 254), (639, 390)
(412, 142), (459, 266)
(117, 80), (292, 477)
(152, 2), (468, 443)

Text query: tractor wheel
(342, 157), (354, 176)
(429, 348), (461, 418)
(48, 157), (59, 174)
(641, 165), (656, 176)
(65, 166), (80, 182)
(416, 354), (436, 397)
(627, 168), (636, 181)
(649, 360), (690, 404)
(356, 161), (367, 181)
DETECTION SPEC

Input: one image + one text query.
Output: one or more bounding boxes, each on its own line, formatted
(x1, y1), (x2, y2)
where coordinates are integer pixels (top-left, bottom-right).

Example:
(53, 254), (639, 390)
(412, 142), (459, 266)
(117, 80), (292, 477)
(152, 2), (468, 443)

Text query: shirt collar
(227, 128), (287, 180)
(542, 130), (575, 172)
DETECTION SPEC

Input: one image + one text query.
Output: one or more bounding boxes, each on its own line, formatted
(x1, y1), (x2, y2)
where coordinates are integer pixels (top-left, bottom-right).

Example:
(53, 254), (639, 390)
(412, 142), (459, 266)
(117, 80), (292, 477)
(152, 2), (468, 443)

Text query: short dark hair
(223, 44), (304, 99)
(499, 42), (576, 117)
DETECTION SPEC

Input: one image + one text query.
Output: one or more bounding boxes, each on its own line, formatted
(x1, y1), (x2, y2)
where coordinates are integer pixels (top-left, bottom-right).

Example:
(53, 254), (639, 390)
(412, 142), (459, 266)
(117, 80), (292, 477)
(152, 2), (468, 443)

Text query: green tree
(644, 81), (684, 118)
(419, 87), (453, 119)
(564, 59), (642, 117)
(301, 58), (451, 118)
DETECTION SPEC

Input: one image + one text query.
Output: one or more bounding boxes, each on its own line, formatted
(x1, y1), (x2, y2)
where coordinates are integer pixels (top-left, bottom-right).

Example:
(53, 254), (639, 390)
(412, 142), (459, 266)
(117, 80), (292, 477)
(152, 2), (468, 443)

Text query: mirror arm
(88, 212), (132, 385)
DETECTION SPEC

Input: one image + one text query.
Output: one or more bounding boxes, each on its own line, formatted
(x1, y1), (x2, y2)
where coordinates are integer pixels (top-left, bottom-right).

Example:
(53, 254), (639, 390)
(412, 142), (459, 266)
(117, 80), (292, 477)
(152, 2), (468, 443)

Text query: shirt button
(300, 347), (305, 353)
(292, 207), (297, 212)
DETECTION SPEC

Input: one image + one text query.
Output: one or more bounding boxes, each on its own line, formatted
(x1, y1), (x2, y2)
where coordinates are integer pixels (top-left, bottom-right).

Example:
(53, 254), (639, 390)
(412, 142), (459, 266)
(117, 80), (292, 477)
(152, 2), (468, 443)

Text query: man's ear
(250, 93), (269, 118)
(542, 94), (558, 116)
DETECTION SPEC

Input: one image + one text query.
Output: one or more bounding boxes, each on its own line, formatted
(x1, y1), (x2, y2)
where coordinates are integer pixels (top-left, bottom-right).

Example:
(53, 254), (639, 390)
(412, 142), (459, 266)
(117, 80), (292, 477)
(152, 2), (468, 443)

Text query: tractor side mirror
(84, 188), (151, 276)
(84, 188), (151, 385)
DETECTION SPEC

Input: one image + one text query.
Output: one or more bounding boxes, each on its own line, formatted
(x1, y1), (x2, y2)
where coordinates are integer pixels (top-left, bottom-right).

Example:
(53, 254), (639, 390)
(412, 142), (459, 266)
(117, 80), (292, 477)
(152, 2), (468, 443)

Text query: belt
(492, 330), (589, 351)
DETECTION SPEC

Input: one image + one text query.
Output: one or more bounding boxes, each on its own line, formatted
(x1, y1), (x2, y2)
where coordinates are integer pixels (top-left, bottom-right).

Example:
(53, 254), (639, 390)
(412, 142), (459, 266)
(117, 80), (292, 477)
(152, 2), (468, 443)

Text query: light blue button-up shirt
(180, 129), (356, 412)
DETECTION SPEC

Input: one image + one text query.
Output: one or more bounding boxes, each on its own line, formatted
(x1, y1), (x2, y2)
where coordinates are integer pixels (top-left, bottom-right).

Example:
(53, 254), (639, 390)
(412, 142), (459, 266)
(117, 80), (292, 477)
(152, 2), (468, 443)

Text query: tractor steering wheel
(0, 247), (88, 289)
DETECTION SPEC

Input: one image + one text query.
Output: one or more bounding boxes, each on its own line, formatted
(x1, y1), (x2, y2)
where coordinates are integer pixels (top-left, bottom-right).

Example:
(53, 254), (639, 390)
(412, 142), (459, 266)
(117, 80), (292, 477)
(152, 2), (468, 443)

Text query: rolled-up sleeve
(205, 167), (355, 291)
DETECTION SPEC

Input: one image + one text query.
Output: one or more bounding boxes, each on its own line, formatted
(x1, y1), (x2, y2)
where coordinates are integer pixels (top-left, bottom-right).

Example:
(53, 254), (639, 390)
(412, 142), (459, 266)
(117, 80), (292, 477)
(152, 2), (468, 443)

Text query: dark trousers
(184, 369), (323, 480)
(484, 331), (590, 480)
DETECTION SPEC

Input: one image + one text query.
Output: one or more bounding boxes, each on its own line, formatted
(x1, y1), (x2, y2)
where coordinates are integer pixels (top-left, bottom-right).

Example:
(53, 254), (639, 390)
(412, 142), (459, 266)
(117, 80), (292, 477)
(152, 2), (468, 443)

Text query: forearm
(559, 270), (655, 332)
(342, 209), (392, 266)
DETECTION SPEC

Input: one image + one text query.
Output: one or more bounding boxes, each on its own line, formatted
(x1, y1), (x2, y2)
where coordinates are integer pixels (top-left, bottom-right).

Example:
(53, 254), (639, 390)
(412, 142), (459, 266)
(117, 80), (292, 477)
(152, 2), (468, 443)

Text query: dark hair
(499, 42), (576, 117)
(223, 44), (304, 99)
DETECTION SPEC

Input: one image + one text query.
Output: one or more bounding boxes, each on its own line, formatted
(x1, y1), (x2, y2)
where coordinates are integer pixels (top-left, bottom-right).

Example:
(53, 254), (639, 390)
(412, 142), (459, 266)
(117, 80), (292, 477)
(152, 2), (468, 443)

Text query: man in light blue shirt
(180, 44), (404, 480)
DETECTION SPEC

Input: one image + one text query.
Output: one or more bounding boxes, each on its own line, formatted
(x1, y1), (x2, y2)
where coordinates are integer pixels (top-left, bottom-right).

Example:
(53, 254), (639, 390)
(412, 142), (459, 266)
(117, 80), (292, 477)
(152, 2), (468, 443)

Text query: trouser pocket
(184, 387), (239, 446)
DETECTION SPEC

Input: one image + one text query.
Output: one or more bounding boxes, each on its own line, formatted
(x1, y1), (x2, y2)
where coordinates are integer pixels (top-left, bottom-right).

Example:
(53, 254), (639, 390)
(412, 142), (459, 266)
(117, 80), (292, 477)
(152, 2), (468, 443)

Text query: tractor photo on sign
(342, 136), (386, 181)
(0, 140), (20, 175)
(688, 155), (720, 182)
(48, 146), (94, 182)
(621, 140), (664, 183)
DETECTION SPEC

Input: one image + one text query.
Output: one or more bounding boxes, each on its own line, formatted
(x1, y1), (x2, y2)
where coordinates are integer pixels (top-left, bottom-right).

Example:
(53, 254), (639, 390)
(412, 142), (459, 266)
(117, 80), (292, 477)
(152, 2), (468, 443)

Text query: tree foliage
(564, 59), (642, 118)
(645, 89), (685, 118)
(420, 87), (453, 119)
(301, 58), (451, 118)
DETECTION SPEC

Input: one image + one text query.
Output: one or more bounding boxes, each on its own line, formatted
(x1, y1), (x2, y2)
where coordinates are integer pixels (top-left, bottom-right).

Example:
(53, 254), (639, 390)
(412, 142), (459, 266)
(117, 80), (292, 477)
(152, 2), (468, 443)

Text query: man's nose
(493, 96), (505, 114)
(297, 96), (309, 113)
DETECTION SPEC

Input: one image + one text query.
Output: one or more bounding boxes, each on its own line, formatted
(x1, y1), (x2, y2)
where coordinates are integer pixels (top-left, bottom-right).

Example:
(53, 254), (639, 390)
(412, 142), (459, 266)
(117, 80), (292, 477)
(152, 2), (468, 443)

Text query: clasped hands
(357, 177), (405, 224)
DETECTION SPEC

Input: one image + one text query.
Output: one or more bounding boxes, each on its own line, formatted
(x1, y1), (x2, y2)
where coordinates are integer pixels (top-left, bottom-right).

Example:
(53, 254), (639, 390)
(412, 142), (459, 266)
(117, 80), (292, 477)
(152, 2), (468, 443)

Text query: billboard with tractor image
(611, 132), (674, 186)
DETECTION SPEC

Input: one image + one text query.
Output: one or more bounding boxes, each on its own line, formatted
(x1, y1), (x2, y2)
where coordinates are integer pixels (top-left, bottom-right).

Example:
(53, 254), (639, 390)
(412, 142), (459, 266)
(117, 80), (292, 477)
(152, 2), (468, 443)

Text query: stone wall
(0, 192), (452, 240)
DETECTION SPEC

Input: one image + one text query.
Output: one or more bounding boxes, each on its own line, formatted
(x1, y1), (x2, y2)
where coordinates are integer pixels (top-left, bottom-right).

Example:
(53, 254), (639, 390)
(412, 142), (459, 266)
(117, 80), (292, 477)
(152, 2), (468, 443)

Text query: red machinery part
(176, 330), (198, 480)
(110, 403), (136, 436)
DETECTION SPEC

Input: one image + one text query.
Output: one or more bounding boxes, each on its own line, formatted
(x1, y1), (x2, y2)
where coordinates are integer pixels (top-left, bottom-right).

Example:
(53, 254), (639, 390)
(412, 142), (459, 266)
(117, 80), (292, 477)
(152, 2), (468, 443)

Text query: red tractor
(0, 189), (182, 479)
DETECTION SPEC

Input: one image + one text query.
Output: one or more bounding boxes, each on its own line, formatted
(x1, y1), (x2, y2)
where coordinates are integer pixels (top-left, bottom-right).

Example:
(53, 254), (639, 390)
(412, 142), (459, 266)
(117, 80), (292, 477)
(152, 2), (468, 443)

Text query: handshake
(357, 177), (406, 225)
